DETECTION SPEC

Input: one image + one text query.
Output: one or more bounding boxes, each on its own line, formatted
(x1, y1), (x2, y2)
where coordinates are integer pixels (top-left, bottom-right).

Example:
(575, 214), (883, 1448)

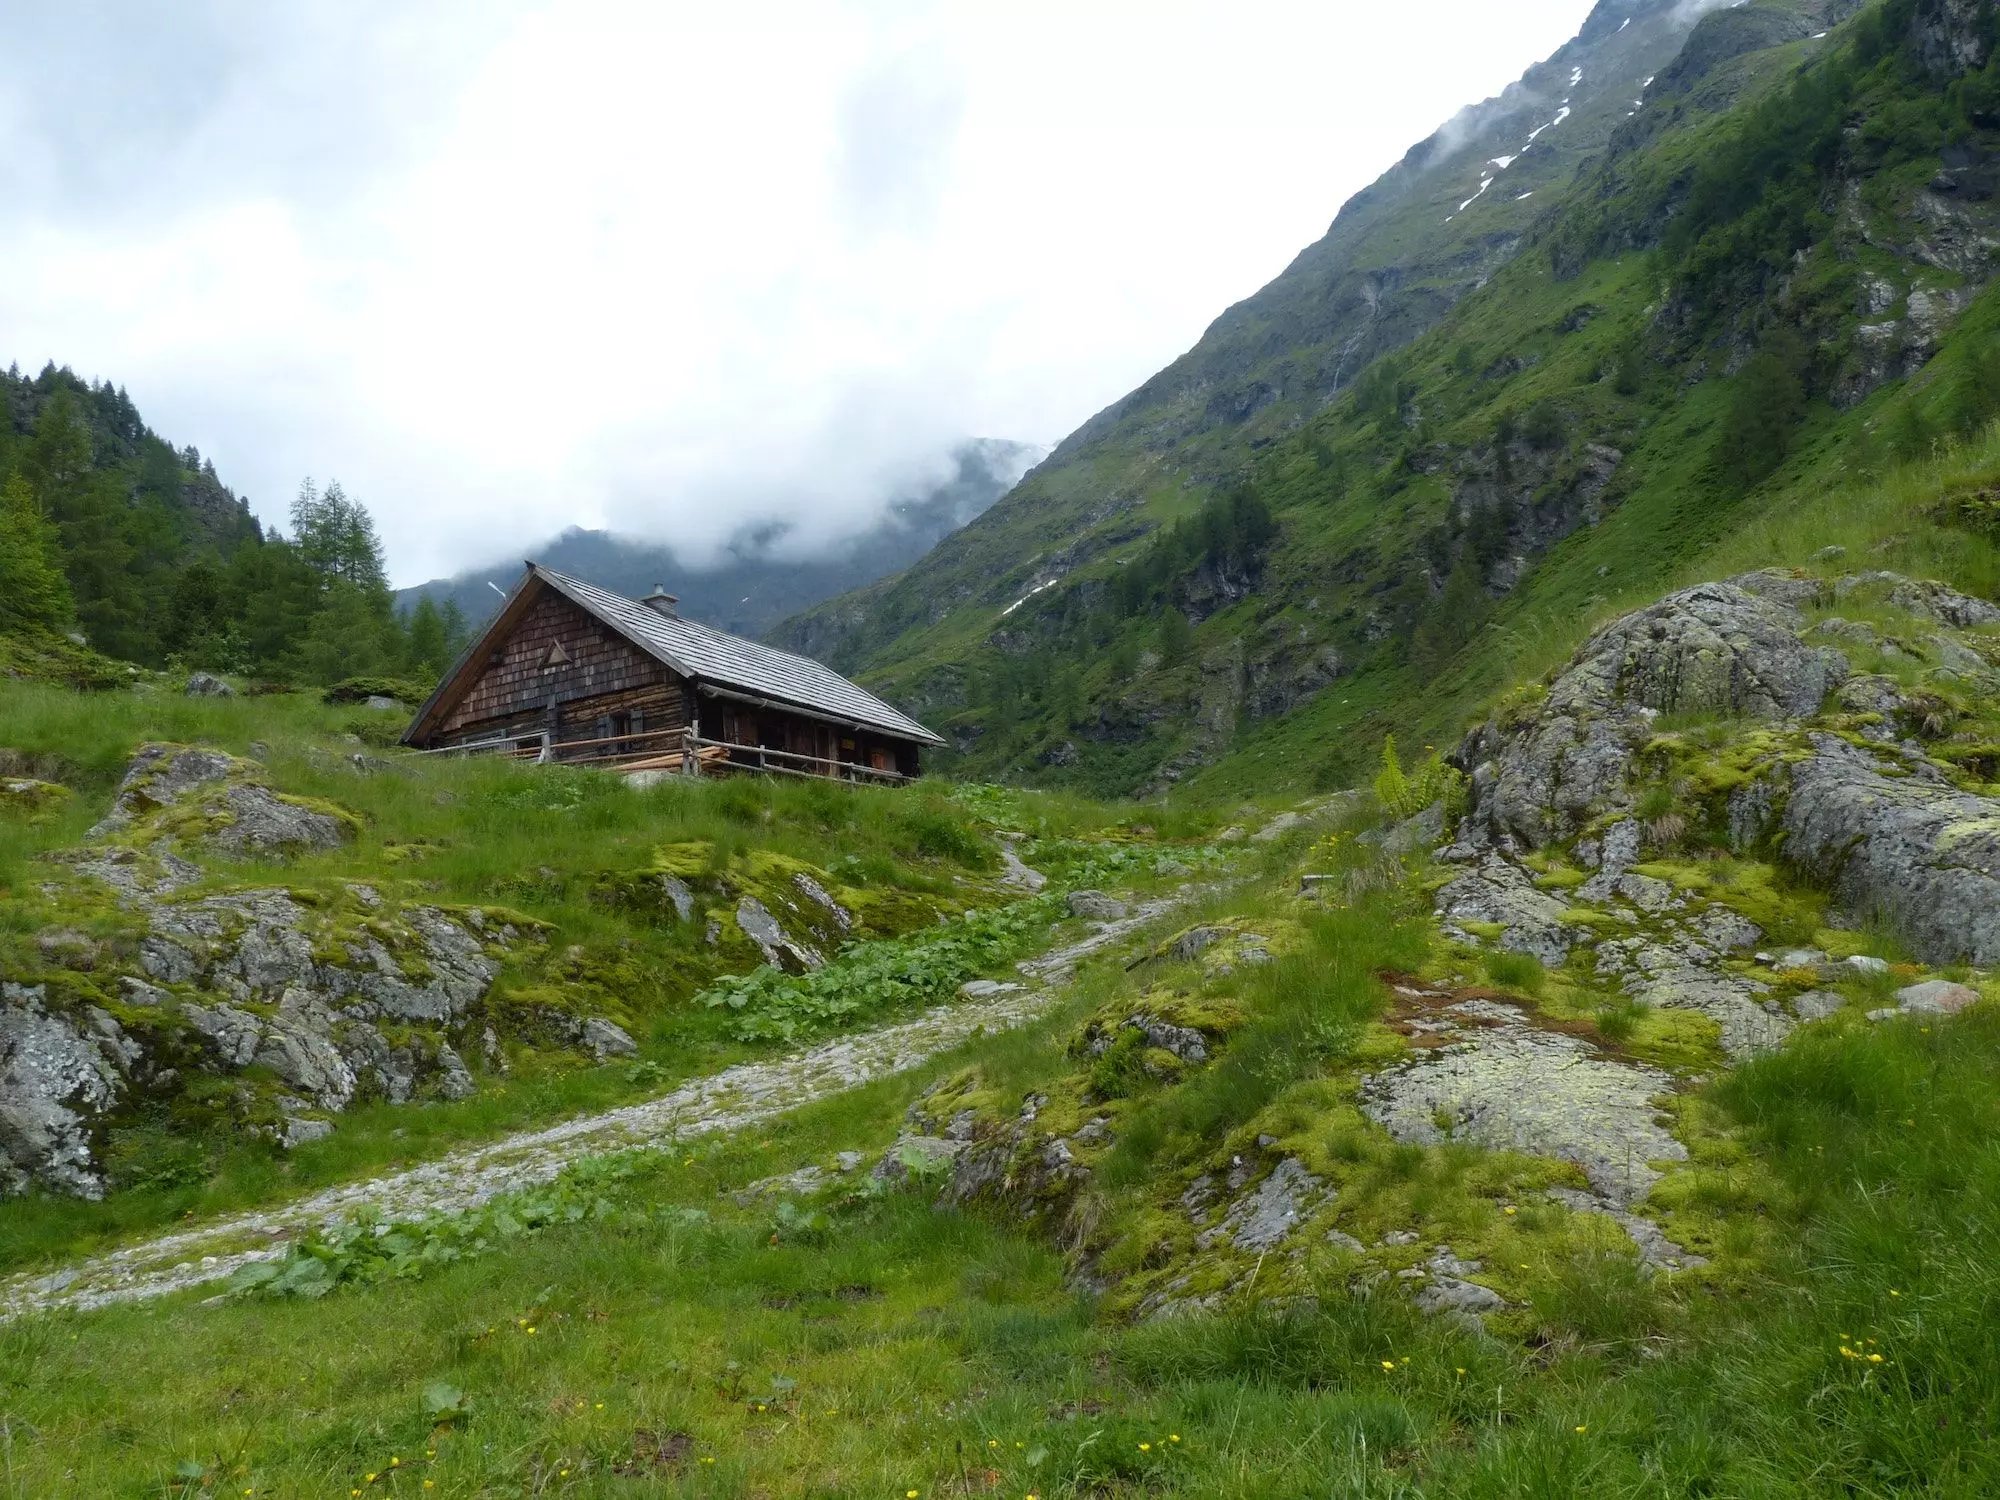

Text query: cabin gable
(435, 587), (686, 746)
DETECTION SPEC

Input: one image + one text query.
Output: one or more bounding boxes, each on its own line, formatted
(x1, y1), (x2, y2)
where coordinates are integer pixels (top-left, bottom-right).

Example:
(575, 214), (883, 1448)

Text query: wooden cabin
(402, 564), (943, 782)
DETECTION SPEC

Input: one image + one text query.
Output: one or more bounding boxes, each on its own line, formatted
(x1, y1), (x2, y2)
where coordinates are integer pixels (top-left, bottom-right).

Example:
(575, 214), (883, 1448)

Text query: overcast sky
(0, 0), (1594, 585)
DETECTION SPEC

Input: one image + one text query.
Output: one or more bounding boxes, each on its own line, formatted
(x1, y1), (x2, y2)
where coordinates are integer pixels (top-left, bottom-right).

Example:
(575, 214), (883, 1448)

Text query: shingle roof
(533, 565), (943, 745)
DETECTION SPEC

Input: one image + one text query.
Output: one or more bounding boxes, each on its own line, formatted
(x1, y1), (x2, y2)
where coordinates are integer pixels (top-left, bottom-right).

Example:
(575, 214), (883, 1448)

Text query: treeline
(0, 364), (468, 684)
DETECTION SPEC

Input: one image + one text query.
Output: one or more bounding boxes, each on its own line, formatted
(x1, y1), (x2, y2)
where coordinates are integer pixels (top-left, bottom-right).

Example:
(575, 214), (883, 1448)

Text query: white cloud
(0, 0), (1595, 584)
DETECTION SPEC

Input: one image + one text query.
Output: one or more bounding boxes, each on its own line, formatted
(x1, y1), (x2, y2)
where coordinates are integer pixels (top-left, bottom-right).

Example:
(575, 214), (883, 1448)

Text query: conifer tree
(0, 474), (73, 631)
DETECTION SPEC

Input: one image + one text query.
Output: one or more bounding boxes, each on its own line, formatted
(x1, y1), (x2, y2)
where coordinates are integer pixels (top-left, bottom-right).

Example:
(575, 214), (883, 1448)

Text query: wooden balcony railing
(408, 726), (909, 784)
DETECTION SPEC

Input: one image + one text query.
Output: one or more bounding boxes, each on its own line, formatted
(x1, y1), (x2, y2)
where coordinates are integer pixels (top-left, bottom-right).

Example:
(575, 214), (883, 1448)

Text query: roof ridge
(529, 563), (942, 745)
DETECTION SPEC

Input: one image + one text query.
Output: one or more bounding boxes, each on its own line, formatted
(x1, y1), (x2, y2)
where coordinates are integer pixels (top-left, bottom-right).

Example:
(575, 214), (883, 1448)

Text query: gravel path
(0, 891), (1189, 1321)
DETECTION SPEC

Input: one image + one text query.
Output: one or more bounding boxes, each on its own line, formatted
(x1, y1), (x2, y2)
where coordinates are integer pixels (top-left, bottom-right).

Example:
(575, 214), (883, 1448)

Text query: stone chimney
(641, 585), (679, 618)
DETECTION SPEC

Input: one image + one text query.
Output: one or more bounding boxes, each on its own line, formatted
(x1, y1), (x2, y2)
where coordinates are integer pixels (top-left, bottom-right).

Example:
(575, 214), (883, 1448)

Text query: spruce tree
(0, 474), (74, 631)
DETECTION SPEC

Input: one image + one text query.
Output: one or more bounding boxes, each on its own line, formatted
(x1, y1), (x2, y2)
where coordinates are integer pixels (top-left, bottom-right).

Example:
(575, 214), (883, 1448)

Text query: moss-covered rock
(0, 776), (71, 822)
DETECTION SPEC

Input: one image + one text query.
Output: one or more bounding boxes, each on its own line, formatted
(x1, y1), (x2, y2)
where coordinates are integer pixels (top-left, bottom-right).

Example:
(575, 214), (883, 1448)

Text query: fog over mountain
(398, 438), (1046, 637)
(0, 1), (1593, 584)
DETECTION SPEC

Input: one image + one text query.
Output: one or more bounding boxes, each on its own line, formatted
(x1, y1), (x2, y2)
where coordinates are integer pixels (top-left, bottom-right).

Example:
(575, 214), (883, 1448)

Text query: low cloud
(0, 0), (1599, 585)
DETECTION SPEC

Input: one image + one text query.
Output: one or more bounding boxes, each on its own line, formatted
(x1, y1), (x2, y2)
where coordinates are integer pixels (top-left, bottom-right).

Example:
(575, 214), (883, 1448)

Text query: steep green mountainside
(400, 439), (1046, 640)
(776, 0), (2000, 798)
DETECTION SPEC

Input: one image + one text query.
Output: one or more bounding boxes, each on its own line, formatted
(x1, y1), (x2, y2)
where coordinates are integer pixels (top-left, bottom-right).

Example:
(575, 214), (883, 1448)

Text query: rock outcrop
(1780, 733), (2000, 965)
(0, 744), (559, 1198)
(1, 880), (534, 1198)
(88, 743), (356, 860)
(1457, 569), (2000, 966)
(1460, 579), (1846, 848)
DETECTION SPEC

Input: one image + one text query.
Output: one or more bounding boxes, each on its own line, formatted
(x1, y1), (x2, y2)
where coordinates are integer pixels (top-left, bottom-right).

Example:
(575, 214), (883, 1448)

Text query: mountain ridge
(773, 0), (1997, 797)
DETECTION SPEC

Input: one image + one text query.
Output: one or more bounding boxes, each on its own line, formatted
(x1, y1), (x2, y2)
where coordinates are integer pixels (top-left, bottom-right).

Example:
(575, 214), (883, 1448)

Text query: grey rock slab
(1782, 733), (2000, 964)
(1412, 1246), (1507, 1317)
(793, 873), (853, 931)
(1435, 855), (1575, 965)
(996, 840), (1047, 892)
(88, 744), (234, 840)
(660, 875), (696, 923)
(1360, 1001), (1686, 1205)
(580, 1018), (638, 1061)
(205, 784), (352, 859)
(735, 896), (824, 972)
(1885, 577), (2000, 628)
(0, 989), (123, 1199)
(1196, 1158), (1327, 1252)
(1066, 889), (1128, 922)
(1253, 811), (1305, 843)
(1167, 925), (1228, 963)
(1461, 581), (1845, 847)
(959, 979), (1023, 1000)
(1895, 979), (1981, 1015)
(183, 672), (234, 698)
(873, 1135), (965, 1184)
(1612, 939), (1789, 1059)
(1792, 989), (1846, 1022)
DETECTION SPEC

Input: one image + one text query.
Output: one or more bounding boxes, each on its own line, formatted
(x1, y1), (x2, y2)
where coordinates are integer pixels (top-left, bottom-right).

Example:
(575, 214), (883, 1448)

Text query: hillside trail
(0, 877), (1199, 1322)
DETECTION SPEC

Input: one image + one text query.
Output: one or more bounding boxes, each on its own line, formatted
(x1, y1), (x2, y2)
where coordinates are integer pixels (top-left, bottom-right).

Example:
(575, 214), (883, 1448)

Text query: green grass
(0, 680), (1225, 1273)
(6, 993), (1996, 1497)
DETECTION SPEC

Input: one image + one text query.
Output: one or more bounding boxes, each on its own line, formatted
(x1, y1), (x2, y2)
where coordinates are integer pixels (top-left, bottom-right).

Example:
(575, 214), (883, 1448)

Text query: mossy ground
(0, 680), (1218, 1272)
(6, 821), (1997, 1497)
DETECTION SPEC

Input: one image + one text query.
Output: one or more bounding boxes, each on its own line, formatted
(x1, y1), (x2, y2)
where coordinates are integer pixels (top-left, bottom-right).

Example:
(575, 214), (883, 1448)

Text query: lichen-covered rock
(1410, 1246), (1507, 1318)
(1360, 996), (1685, 1205)
(1, 878), (536, 1197)
(1435, 855), (1574, 965)
(1066, 889), (1127, 921)
(1460, 581), (1845, 846)
(182, 672), (234, 698)
(1893, 978), (1982, 1014)
(88, 743), (356, 861)
(1194, 1158), (1327, 1252)
(0, 986), (124, 1198)
(735, 896), (825, 972)
(580, 1017), (639, 1060)
(1781, 733), (2000, 965)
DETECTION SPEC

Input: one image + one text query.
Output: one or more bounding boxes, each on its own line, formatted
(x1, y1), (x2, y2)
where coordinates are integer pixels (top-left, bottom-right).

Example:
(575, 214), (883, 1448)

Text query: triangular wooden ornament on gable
(542, 641), (570, 670)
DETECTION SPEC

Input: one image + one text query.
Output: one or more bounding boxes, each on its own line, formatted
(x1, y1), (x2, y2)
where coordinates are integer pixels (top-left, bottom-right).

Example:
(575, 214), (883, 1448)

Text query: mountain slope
(398, 438), (1045, 638)
(774, 0), (2000, 797)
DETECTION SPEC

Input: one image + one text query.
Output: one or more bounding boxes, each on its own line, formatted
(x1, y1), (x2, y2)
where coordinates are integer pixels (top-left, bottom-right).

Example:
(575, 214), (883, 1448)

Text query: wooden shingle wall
(438, 588), (683, 742)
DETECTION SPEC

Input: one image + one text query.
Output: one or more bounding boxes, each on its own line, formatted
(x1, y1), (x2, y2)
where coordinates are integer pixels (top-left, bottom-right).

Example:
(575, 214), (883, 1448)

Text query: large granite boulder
(1781, 733), (2000, 965)
(1459, 581), (1846, 847)
(1454, 567), (2000, 972)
